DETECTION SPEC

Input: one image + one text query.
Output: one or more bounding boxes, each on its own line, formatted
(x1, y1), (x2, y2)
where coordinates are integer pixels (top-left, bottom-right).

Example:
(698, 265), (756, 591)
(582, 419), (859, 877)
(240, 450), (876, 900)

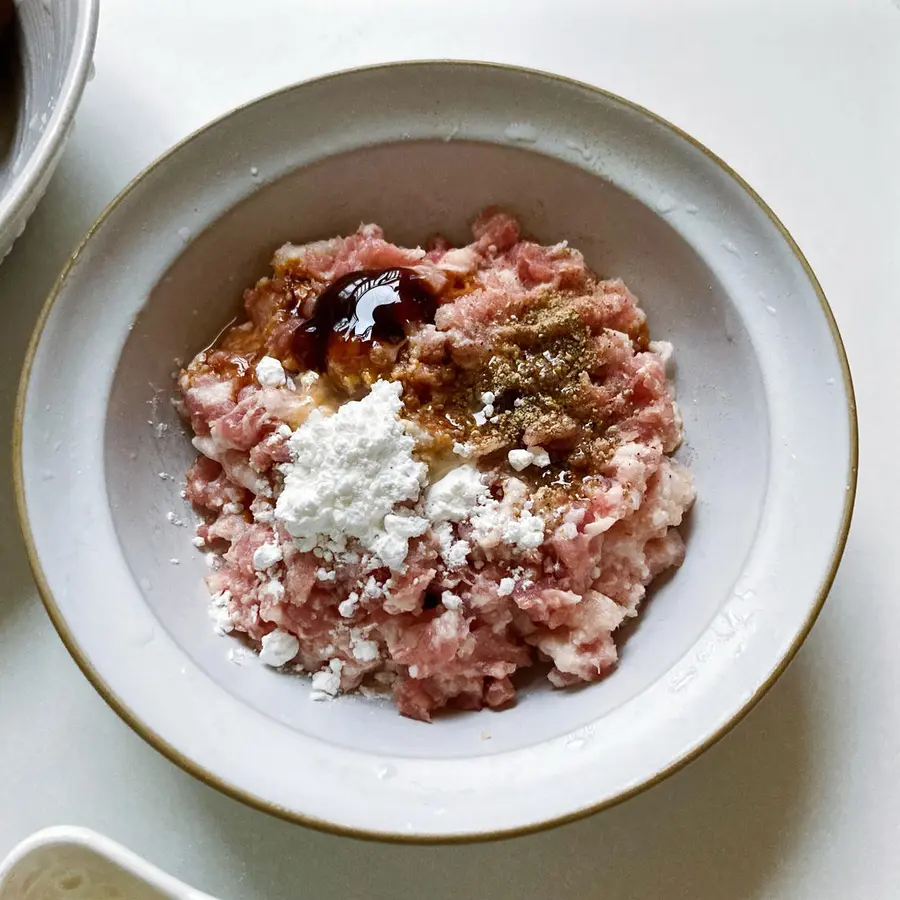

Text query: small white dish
(0, 827), (216, 900)
(0, 0), (99, 262)
(15, 62), (856, 841)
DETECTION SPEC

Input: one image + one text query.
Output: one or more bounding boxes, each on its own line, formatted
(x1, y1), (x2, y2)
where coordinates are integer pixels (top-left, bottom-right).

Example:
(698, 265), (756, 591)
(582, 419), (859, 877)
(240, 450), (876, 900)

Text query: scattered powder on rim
(274, 380), (427, 568)
(208, 590), (233, 635)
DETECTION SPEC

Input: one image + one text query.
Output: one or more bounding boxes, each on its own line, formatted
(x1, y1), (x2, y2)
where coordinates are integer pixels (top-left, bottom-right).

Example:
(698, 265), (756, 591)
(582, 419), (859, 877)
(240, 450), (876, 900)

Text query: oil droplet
(250, 166), (259, 177)
(177, 226), (191, 243)
(656, 193), (676, 214)
(721, 239), (741, 257)
(504, 122), (538, 143)
(826, 377), (835, 385)
(375, 763), (398, 780)
(684, 202), (699, 215)
(133, 625), (155, 648)
(87, 61), (96, 82)
(766, 306), (777, 315)
(670, 667), (698, 692)
(565, 138), (594, 162)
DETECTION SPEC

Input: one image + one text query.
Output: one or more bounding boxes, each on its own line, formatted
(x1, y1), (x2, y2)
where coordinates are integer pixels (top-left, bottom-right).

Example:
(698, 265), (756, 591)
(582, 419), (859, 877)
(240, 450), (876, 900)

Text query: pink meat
(179, 372), (236, 435)
(177, 208), (695, 722)
(274, 224), (427, 282)
(210, 391), (274, 451)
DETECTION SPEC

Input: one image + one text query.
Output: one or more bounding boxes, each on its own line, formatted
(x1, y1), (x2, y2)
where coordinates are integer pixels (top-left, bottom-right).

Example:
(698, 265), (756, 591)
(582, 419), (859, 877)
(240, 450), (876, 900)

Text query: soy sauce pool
(292, 268), (437, 374)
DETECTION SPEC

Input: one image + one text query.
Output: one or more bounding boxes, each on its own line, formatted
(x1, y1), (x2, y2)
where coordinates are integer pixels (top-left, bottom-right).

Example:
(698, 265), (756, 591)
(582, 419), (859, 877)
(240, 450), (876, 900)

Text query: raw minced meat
(176, 209), (695, 721)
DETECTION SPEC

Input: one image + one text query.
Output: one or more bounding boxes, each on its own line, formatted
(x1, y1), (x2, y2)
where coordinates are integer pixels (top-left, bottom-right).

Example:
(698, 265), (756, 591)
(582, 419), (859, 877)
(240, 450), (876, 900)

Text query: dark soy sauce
(292, 268), (436, 373)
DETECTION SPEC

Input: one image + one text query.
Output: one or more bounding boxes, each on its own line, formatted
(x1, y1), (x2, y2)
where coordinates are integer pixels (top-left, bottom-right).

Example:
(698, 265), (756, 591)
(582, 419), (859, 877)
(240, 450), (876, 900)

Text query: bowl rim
(0, 0), (100, 235)
(11, 59), (858, 844)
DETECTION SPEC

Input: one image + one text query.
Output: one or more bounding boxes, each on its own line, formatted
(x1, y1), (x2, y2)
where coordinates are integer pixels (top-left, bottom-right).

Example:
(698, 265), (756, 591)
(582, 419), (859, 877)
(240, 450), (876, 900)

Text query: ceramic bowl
(0, 827), (215, 900)
(0, 0), (99, 263)
(15, 62), (856, 841)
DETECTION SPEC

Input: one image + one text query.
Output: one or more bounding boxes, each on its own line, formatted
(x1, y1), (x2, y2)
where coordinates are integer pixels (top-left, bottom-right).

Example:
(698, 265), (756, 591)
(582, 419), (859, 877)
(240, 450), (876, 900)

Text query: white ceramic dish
(0, 0), (99, 263)
(15, 62), (856, 841)
(0, 827), (215, 900)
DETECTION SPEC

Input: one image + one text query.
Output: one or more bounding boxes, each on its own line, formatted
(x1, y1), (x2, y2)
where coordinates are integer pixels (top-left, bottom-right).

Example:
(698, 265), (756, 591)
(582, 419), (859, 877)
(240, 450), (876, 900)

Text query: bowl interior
(104, 139), (769, 758)
(20, 63), (853, 837)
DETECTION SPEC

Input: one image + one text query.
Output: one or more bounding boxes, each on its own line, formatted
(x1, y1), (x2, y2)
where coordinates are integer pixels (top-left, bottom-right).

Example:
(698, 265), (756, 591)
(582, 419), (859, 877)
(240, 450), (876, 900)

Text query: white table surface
(1, 0), (898, 897)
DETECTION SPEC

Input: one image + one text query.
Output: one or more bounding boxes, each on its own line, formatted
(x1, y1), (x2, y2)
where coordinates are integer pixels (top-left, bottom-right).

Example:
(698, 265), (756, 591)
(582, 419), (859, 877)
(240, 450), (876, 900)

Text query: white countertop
(1, 0), (898, 897)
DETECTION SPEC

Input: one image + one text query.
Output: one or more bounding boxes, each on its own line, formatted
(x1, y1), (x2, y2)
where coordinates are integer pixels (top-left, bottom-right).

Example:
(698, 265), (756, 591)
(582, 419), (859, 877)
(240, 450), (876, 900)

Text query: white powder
(426, 466), (544, 553)
(311, 658), (344, 699)
(253, 541), (282, 571)
(650, 340), (674, 367)
(338, 592), (360, 617)
(441, 591), (463, 610)
(529, 446), (551, 467)
(469, 478), (545, 551)
(350, 632), (379, 662)
(260, 580), (285, 603)
(259, 629), (299, 666)
(445, 538), (471, 568)
(497, 577), (516, 597)
(507, 449), (534, 471)
(425, 465), (489, 523)
(250, 496), (275, 523)
(255, 356), (287, 387)
(434, 522), (472, 569)
(362, 576), (384, 600)
(370, 513), (429, 570)
(208, 590), (233, 635)
(274, 380), (427, 569)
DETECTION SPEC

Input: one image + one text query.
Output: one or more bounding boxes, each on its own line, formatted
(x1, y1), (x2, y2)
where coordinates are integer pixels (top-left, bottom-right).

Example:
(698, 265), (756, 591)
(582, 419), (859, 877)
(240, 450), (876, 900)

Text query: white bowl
(15, 62), (857, 841)
(0, 827), (216, 900)
(0, 0), (99, 262)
